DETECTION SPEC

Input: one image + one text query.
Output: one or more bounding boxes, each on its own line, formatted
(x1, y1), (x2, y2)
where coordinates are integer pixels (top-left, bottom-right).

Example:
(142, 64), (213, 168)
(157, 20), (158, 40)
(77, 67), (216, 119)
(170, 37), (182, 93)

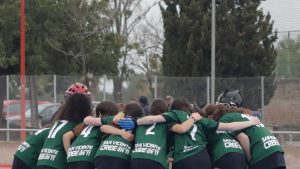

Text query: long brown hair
(204, 104), (252, 121)
(124, 103), (144, 118)
(53, 93), (92, 123)
(171, 97), (193, 114)
(96, 101), (118, 117)
(204, 104), (227, 121)
(150, 99), (168, 115)
(72, 123), (87, 137)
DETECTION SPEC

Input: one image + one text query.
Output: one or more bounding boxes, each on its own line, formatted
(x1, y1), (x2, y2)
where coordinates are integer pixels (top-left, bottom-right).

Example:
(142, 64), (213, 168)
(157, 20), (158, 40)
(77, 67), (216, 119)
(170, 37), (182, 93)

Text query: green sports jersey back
(67, 125), (102, 163)
(15, 128), (50, 169)
(220, 113), (283, 165)
(95, 134), (132, 160)
(37, 120), (77, 169)
(206, 130), (244, 162)
(95, 115), (132, 160)
(131, 123), (168, 169)
(162, 111), (218, 163)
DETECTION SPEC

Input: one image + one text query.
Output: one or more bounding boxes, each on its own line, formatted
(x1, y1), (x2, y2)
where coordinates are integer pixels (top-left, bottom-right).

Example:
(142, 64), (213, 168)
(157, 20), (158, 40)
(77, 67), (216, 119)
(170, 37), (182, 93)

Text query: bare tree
(46, 0), (110, 87)
(128, 16), (164, 98)
(108, 0), (160, 102)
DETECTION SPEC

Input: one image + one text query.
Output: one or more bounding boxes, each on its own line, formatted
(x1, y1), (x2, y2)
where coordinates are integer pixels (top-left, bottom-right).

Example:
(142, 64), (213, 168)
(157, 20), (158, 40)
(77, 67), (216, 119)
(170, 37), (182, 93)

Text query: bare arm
(84, 116), (102, 126)
(100, 125), (134, 142)
(236, 132), (251, 161)
(137, 115), (166, 125)
(170, 113), (202, 133)
(62, 131), (75, 153)
(113, 112), (126, 124)
(218, 116), (260, 131)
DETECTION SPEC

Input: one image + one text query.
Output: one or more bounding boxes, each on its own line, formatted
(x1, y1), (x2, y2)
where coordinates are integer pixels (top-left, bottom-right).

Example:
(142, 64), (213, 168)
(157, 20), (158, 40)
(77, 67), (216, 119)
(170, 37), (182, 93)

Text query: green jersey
(162, 111), (218, 163)
(95, 115), (132, 160)
(100, 115), (114, 125)
(205, 130), (244, 162)
(131, 123), (168, 169)
(220, 113), (284, 165)
(95, 134), (132, 160)
(37, 120), (77, 169)
(67, 125), (102, 163)
(14, 128), (50, 169)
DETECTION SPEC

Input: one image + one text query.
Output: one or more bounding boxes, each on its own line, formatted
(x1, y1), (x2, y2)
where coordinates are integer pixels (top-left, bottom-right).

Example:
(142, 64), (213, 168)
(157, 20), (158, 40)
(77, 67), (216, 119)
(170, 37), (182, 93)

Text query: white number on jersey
(145, 123), (156, 135)
(187, 115), (197, 141)
(190, 124), (197, 141)
(80, 126), (94, 137)
(241, 114), (265, 127)
(48, 120), (68, 138)
(35, 128), (49, 135)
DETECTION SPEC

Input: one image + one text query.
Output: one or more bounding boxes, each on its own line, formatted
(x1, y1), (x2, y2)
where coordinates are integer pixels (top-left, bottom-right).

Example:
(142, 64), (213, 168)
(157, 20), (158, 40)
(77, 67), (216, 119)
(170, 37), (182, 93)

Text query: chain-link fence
(1, 75), (300, 131)
(276, 31), (300, 77)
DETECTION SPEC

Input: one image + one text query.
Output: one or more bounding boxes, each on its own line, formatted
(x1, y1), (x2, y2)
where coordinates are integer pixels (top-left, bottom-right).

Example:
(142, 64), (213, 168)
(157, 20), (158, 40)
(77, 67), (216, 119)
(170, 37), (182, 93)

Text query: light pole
(211, 0), (216, 103)
(20, 0), (26, 140)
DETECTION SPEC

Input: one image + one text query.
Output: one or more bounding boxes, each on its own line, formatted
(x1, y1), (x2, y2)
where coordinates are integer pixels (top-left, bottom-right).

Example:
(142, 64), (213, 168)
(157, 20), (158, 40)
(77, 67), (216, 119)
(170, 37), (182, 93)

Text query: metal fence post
(103, 75), (106, 101)
(211, 0), (216, 104)
(6, 75), (10, 141)
(154, 75), (157, 99)
(207, 76), (210, 104)
(54, 75), (56, 106)
(261, 76), (265, 122)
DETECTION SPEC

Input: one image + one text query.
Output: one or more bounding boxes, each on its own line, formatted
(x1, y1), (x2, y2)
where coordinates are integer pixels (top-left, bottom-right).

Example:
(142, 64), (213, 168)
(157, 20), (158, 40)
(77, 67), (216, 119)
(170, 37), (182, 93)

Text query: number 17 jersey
(37, 120), (77, 169)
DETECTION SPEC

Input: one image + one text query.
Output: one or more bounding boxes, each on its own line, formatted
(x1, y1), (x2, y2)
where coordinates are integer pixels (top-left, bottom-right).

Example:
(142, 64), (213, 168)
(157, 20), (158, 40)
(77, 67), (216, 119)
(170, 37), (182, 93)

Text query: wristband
(190, 116), (196, 122)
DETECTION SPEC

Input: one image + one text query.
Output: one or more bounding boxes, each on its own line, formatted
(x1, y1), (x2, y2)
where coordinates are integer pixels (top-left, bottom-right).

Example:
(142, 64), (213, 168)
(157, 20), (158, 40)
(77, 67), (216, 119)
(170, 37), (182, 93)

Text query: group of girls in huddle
(12, 84), (286, 169)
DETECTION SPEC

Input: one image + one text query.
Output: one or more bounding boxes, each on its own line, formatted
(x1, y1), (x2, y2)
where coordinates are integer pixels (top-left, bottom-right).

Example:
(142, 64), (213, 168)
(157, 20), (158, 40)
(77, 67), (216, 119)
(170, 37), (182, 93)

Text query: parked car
(2, 100), (51, 118)
(39, 103), (61, 126)
(1, 100), (51, 127)
(6, 103), (60, 128)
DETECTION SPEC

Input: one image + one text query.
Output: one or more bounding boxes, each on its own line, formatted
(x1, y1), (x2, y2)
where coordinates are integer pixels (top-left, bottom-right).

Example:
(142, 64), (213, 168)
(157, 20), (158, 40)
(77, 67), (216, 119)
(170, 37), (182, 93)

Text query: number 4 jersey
(67, 125), (103, 163)
(219, 113), (284, 165)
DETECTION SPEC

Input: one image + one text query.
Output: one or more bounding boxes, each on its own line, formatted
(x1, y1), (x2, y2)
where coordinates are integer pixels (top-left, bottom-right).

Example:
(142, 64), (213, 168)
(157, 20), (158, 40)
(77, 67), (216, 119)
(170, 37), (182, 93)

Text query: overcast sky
(103, 0), (300, 93)
(146, 0), (300, 32)
(261, 0), (300, 32)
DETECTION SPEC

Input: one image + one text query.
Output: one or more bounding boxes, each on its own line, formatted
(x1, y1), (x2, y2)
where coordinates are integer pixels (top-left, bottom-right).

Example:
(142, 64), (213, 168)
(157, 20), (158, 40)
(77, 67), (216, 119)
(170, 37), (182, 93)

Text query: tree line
(0, 0), (279, 115)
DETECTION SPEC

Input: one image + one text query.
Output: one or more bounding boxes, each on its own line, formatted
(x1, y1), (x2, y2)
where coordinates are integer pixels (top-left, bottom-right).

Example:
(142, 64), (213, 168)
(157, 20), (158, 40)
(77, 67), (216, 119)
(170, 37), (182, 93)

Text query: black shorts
(173, 149), (211, 169)
(94, 156), (130, 169)
(12, 156), (32, 169)
(213, 152), (248, 169)
(250, 152), (286, 169)
(36, 166), (56, 169)
(67, 161), (94, 169)
(131, 158), (165, 169)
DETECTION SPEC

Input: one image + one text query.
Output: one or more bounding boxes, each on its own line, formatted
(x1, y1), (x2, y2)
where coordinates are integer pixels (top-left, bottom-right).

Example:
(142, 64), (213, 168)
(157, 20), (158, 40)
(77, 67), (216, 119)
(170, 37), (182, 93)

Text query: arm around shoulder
(217, 116), (260, 131)
(84, 116), (102, 126)
(171, 113), (202, 134)
(136, 115), (166, 125)
(100, 125), (134, 141)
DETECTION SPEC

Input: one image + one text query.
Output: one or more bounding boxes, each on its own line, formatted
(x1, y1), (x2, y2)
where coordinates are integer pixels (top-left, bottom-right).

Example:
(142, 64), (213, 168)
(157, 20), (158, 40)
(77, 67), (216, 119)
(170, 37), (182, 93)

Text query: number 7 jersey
(161, 110), (219, 163)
